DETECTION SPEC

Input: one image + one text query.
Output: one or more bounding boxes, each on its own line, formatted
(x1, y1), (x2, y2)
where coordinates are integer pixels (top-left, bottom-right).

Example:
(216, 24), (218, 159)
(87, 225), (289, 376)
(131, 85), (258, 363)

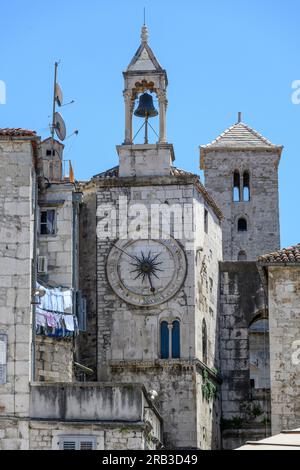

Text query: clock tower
(79, 24), (223, 449)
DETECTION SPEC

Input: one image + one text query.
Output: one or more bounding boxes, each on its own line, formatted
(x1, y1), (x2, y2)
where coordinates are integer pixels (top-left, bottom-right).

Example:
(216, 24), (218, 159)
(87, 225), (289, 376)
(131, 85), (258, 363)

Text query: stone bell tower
(200, 115), (283, 261)
(79, 24), (223, 449)
(118, 24), (174, 177)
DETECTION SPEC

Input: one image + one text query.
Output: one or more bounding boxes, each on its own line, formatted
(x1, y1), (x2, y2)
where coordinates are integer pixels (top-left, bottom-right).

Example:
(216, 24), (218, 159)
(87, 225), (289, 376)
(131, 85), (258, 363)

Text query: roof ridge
(202, 121), (279, 149)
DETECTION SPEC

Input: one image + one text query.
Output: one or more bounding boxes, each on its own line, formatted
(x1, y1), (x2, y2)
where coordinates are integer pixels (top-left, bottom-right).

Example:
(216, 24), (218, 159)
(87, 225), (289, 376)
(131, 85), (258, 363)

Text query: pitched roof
(235, 428), (300, 450)
(0, 128), (37, 137)
(258, 244), (300, 264)
(125, 25), (166, 76)
(93, 165), (223, 220)
(200, 121), (283, 167)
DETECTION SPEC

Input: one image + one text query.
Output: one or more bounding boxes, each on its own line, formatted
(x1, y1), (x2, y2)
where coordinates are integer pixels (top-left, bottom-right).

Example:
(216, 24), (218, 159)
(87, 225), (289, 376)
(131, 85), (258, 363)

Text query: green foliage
(202, 369), (217, 401)
(221, 416), (244, 430)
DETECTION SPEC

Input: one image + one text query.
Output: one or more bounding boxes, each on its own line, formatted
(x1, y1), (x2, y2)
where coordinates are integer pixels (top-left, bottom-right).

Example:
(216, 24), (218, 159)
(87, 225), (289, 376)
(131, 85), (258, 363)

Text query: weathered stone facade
(260, 263), (300, 435)
(219, 262), (271, 449)
(35, 337), (73, 382)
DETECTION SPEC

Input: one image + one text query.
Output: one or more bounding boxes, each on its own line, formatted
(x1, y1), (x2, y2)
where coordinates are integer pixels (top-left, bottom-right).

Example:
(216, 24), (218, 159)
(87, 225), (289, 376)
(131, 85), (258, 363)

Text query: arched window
(233, 171), (240, 202)
(238, 250), (247, 261)
(238, 218), (247, 232)
(160, 321), (169, 359)
(172, 321), (180, 358)
(160, 320), (181, 359)
(243, 171), (250, 201)
(202, 319), (208, 364)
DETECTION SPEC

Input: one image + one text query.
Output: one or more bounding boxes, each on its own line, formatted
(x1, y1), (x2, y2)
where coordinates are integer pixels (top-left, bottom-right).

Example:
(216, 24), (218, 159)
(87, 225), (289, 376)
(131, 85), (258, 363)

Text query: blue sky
(1, 0), (299, 248)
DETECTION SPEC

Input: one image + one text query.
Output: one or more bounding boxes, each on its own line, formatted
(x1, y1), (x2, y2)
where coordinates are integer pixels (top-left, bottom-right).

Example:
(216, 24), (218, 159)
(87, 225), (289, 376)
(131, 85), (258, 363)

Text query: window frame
(160, 319), (181, 360)
(40, 208), (57, 236)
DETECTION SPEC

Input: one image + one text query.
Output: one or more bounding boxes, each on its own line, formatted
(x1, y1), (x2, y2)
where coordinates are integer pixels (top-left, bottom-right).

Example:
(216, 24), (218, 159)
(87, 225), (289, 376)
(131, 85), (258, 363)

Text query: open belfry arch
(123, 24), (168, 145)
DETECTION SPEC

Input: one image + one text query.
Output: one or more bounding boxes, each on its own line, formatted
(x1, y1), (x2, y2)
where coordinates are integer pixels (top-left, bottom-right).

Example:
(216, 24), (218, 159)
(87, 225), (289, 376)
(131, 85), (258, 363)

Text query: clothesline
(36, 283), (77, 338)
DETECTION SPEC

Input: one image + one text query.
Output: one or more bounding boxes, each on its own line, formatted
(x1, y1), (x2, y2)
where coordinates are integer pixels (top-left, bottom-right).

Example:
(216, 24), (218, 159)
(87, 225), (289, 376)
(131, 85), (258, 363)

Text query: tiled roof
(202, 122), (278, 149)
(258, 244), (300, 264)
(93, 166), (195, 180)
(93, 165), (223, 219)
(0, 128), (37, 137)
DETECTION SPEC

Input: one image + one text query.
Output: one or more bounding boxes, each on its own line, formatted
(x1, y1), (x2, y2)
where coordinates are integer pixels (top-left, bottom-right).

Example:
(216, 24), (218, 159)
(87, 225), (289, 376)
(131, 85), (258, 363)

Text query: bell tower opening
(117, 24), (175, 177)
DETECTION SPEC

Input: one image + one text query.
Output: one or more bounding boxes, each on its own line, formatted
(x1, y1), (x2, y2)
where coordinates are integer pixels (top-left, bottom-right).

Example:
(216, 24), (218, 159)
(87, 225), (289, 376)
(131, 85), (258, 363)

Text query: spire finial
(238, 112), (242, 123)
(141, 7), (148, 43)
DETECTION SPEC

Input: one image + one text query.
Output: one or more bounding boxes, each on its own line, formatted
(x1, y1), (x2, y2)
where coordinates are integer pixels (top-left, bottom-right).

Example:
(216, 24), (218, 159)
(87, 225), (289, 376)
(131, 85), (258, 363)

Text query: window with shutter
(80, 440), (94, 450)
(0, 334), (7, 385)
(59, 436), (96, 450)
(62, 440), (76, 450)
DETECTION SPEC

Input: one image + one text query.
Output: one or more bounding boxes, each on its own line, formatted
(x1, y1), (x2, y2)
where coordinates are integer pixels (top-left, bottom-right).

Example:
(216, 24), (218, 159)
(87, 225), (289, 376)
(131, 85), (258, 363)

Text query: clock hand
(147, 273), (156, 293)
(112, 244), (139, 262)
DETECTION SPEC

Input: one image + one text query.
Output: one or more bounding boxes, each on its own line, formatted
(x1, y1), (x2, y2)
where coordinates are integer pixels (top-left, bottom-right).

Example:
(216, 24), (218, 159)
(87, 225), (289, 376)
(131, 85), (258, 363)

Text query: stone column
(123, 90), (133, 144)
(157, 89), (167, 144)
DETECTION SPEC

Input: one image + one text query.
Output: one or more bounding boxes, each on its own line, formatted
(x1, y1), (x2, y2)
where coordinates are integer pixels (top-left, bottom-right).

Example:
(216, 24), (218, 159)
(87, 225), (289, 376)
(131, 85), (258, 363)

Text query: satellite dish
(54, 112), (66, 141)
(55, 83), (63, 106)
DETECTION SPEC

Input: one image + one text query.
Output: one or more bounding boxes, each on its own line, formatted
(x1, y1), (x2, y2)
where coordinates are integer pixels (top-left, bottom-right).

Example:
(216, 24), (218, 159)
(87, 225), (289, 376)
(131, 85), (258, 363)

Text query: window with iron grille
(59, 436), (96, 450)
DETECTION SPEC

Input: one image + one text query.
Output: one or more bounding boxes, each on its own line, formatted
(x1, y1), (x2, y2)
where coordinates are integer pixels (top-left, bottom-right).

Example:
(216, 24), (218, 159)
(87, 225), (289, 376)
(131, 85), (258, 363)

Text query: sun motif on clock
(106, 238), (187, 306)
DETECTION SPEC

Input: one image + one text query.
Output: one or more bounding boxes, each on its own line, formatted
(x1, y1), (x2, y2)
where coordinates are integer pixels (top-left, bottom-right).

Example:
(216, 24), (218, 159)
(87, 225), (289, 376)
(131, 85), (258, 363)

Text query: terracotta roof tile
(258, 244), (300, 264)
(0, 128), (37, 137)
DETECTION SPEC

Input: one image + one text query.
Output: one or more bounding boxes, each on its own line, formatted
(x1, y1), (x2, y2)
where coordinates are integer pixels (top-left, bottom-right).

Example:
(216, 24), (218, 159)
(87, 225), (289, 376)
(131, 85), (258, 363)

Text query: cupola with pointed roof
(118, 24), (174, 177)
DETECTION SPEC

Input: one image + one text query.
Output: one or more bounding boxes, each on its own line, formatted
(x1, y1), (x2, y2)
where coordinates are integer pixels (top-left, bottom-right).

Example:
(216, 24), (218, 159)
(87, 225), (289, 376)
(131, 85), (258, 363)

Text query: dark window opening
(238, 250), (247, 261)
(202, 319), (208, 364)
(204, 209), (208, 234)
(160, 321), (169, 359)
(40, 209), (56, 235)
(238, 218), (247, 232)
(171, 320), (180, 358)
(243, 171), (250, 201)
(233, 171), (240, 202)
(46, 149), (55, 156)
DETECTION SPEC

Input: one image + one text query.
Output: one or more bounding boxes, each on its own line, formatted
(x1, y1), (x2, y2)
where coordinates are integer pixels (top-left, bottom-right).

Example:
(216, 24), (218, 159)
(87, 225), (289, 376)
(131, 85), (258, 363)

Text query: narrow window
(233, 171), (240, 202)
(171, 321), (180, 358)
(238, 250), (247, 261)
(202, 319), (208, 364)
(238, 218), (247, 232)
(0, 333), (8, 384)
(243, 171), (250, 201)
(40, 209), (56, 235)
(204, 209), (208, 234)
(209, 277), (213, 293)
(160, 321), (169, 359)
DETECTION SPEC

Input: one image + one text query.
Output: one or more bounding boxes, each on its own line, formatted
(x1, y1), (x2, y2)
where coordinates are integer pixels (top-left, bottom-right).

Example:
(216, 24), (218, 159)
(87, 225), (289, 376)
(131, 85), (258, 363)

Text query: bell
(134, 92), (158, 118)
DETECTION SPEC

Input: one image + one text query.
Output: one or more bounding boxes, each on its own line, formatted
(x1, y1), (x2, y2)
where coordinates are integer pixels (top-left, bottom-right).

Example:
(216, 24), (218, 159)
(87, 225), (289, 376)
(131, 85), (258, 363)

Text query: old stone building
(0, 24), (300, 450)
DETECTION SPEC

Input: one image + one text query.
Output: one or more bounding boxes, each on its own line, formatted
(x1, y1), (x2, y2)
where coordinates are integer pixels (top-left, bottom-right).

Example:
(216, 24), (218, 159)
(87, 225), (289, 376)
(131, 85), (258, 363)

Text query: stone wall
(203, 150), (280, 261)
(35, 336), (73, 382)
(29, 421), (146, 450)
(38, 183), (75, 288)
(219, 261), (271, 449)
(0, 138), (36, 425)
(78, 189), (97, 378)
(267, 266), (300, 434)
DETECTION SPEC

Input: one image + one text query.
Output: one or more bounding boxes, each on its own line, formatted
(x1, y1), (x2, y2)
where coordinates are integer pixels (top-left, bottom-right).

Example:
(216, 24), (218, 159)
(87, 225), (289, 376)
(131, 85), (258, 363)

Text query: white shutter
(59, 436), (96, 450)
(62, 440), (76, 450)
(79, 440), (94, 450)
(0, 334), (7, 385)
(37, 256), (48, 274)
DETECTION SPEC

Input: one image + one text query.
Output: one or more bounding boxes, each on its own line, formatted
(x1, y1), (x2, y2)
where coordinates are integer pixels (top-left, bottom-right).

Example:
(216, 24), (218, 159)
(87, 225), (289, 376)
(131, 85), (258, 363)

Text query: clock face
(106, 238), (187, 306)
